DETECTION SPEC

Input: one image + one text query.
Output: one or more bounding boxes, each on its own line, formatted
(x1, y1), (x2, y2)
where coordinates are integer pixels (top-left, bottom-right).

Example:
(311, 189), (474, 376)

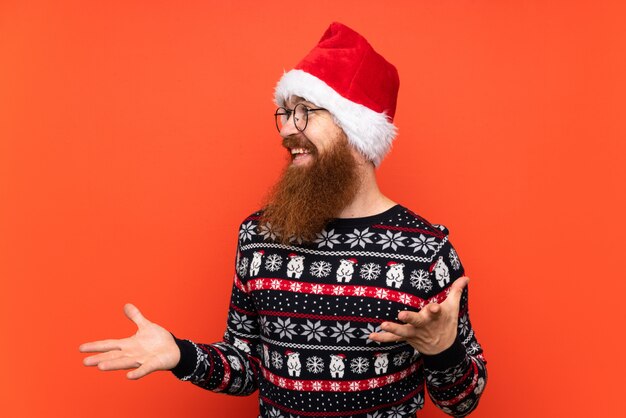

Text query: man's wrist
(170, 335), (197, 379)
(422, 336), (467, 372)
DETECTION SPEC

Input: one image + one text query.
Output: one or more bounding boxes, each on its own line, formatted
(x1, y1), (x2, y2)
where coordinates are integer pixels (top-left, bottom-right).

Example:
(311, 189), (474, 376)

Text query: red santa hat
(288, 253), (298, 258)
(387, 261), (398, 267)
(347, 258), (357, 264)
(274, 22), (399, 167)
(334, 353), (346, 359)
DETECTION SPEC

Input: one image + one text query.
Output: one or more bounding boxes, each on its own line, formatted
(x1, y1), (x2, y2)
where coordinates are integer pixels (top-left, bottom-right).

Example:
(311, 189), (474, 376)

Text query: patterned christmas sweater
(171, 205), (487, 417)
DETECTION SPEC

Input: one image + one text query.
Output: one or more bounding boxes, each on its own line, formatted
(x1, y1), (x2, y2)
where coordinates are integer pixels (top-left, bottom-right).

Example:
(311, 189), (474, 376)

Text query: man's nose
(279, 114), (300, 138)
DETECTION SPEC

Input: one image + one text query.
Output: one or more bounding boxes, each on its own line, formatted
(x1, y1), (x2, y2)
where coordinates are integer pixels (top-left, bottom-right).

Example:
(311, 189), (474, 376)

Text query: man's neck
(337, 164), (396, 219)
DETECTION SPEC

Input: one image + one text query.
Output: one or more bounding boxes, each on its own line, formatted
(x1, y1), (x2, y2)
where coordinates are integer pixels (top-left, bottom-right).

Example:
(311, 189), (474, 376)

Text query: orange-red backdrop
(1, 1), (625, 417)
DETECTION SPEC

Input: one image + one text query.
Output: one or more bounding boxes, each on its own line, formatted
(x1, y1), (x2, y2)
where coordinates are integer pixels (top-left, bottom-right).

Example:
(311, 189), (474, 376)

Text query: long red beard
(261, 133), (359, 244)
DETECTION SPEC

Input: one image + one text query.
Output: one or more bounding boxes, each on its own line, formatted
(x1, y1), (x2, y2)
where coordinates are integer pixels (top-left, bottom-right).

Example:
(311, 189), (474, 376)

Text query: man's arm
(169, 269), (262, 396)
(420, 284), (487, 416)
(369, 238), (487, 416)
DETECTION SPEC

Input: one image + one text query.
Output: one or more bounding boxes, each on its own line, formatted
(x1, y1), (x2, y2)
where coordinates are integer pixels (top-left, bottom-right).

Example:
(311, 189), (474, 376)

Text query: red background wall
(1, 1), (624, 416)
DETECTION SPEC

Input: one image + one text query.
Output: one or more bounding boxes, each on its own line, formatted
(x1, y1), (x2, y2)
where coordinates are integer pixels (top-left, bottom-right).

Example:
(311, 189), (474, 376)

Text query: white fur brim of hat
(274, 69), (397, 167)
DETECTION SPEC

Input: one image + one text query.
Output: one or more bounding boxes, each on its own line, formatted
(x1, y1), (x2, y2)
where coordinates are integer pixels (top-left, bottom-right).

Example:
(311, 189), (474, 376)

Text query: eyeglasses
(274, 103), (325, 133)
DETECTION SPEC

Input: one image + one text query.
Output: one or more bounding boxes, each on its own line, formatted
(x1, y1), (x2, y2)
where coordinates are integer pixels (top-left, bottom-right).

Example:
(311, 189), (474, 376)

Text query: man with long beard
(80, 22), (487, 417)
(263, 114), (372, 245)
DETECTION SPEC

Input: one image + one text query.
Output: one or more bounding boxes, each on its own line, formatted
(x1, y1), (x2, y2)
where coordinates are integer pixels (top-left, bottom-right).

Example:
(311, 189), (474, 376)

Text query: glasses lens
(275, 107), (290, 132)
(294, 104), (308, 131)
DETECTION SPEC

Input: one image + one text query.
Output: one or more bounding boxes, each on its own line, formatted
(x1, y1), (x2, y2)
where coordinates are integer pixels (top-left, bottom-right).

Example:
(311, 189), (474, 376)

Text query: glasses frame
(274, 103), (325, 133)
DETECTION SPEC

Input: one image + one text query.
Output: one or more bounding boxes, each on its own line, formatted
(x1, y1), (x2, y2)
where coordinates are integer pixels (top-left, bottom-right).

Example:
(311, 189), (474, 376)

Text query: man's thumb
(124, 303), (148, 327)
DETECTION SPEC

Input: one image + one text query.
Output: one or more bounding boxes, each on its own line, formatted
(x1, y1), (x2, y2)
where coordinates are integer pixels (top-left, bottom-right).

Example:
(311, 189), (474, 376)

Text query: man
(80, 22), (487, 417)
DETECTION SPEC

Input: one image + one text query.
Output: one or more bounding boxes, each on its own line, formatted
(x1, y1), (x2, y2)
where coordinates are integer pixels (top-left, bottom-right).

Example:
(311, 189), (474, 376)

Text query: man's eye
(279, 110), (292, 123)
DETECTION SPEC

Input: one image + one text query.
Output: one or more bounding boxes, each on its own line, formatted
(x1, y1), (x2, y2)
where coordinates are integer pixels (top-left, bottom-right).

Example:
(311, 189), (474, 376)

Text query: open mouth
(283, 136), (316, 165)
(288, 147), (315, 164)
(290, 147), (310, 157)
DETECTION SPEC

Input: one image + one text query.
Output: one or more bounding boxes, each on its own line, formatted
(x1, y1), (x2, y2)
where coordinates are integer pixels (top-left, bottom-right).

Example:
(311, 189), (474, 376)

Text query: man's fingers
(368, 331), (403, 343)
(98, 357), (141, 371)
(127, 362), (156, 380)
(79, 339), (123, 353)
(379, 322), (417, 339)
(398, 302), (443, 327)
(83, 350), (123, 367)
(124, 303), (149, 328)
(426, 303), (441, 315)
(449, 276), (469, 297)
(397, 310), (426, 327)
(446, 276), (470, 307)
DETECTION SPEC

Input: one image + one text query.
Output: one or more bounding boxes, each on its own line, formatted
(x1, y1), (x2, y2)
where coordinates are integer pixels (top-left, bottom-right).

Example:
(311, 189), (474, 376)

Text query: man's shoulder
(238, 209), (264, 225)
(236, 209), (268, 245)
(376, 205), (461, 267)
(387, 204), (450, 239)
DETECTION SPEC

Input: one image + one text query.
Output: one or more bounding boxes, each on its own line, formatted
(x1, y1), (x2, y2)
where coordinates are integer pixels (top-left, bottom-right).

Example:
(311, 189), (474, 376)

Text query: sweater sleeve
(169, 245), (261, 396)
(422, 238), (488, 417)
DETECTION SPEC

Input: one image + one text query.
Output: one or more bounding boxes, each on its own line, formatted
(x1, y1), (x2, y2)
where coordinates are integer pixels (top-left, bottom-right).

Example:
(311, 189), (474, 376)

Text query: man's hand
(368, 277), (469, 355)
(79, 303), (181, 380)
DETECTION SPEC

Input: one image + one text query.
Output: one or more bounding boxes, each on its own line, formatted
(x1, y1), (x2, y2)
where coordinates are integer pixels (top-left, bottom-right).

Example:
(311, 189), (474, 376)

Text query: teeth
(290, 148), (310, 155)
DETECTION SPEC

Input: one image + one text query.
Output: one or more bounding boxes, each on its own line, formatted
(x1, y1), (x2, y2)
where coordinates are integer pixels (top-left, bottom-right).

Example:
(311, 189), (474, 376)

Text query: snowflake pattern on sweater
(171, 205), (487, 417)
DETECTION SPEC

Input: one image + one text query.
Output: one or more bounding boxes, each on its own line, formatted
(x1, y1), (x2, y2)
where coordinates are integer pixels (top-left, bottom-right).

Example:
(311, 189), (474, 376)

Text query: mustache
(282, 135), (317, 153)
